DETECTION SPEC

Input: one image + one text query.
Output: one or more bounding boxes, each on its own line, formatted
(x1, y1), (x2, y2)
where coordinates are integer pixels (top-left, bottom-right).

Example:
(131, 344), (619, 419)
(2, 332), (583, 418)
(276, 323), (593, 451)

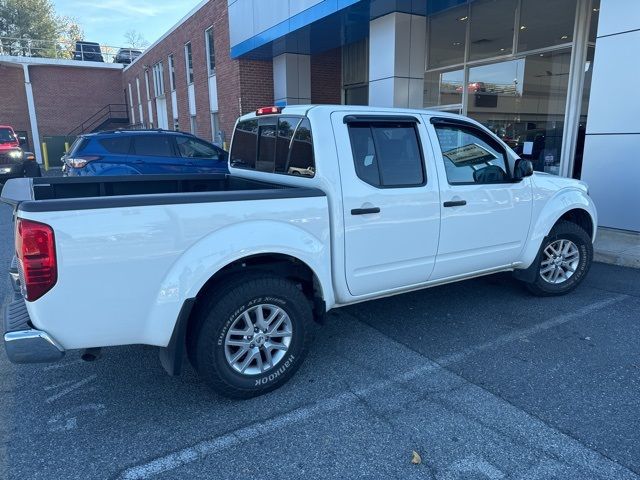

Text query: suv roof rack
(92, 128), (190, 136)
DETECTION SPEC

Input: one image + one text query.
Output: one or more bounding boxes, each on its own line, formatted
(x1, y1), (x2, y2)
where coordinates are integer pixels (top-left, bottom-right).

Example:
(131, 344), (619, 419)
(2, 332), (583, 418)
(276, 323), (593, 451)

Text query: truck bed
(1, 174), (324, 212)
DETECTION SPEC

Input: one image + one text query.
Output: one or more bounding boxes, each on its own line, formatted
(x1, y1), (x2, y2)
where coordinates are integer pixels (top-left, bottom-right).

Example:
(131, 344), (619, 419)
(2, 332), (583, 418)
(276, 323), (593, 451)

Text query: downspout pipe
(22, 64), (43, 165)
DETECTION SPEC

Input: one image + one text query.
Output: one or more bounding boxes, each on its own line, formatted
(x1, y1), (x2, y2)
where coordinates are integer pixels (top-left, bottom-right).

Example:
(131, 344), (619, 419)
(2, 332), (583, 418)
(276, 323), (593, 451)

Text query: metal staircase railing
(67, 104), (129, 137)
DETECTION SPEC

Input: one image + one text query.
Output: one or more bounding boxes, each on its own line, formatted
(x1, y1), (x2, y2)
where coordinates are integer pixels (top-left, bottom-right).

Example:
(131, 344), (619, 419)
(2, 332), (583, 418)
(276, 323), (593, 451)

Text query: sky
(52, 0), (201, 49)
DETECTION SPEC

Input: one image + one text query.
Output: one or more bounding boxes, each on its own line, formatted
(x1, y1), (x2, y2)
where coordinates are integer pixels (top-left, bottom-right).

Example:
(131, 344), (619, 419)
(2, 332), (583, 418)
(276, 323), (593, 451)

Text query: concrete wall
(580, 0), (640, 232)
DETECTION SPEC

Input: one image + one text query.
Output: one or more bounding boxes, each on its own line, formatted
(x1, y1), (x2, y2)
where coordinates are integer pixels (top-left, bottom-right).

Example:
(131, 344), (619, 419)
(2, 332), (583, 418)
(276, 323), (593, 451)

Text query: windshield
(0, 128), (16, 143)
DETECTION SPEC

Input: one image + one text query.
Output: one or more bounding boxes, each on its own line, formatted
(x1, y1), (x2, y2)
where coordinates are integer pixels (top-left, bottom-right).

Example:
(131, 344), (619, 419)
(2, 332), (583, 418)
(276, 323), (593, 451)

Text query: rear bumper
(3, 295), (65, 364)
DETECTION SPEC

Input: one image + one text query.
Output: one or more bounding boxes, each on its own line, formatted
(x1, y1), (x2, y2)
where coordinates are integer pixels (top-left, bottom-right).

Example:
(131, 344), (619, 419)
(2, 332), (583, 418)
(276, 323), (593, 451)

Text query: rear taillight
(16, 218), (57, 301)
(65, 155), (99, 169)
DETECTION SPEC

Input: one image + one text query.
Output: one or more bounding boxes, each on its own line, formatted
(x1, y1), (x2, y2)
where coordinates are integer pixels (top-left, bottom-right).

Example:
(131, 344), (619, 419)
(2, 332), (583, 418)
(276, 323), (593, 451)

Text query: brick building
(121, 0), (340, 147)
(0, 57), (124, 161)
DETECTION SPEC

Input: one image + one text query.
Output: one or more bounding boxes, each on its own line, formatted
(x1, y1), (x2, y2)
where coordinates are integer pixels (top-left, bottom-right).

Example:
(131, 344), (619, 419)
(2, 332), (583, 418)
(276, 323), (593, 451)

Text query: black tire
(188, 275), (314, 399)
(525, 221), (593, 296)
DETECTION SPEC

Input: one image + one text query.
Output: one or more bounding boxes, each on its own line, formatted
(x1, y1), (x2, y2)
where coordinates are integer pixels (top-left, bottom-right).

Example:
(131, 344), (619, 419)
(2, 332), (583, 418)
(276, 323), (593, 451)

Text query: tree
(0, 0), (59, 56)
(124, 29), (149, 49)
(57, 16), (84, 58)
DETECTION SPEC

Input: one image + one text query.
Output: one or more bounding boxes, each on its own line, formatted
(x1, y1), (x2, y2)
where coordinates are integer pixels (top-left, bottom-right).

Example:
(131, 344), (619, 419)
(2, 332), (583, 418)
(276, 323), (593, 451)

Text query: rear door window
(231, 116), (315, 177)
(98, 137), (131, 155)
(132, 135), (174, 156)
(347, 121), (425, 187)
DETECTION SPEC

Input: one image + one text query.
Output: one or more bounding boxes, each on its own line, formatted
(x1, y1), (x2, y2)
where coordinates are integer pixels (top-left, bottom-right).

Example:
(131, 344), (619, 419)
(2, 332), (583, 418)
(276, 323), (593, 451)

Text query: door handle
(443, 200), (467, 207)
(351, 207), (380, 215)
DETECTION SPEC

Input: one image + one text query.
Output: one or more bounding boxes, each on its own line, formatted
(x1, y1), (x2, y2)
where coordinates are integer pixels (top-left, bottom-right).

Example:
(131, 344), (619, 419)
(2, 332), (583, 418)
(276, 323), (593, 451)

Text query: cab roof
(238, 104), (466, 123)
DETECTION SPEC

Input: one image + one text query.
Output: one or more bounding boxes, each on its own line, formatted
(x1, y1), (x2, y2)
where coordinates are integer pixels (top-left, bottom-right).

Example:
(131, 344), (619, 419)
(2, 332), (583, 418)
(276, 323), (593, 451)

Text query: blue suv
(63, 130), (228, 176)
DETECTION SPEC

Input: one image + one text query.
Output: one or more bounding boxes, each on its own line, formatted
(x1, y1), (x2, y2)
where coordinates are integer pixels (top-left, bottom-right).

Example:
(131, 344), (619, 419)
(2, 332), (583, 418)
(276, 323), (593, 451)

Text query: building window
(144, 70), (154, 128)
(469, 0), (517, 61)
(190, 115), (197, 135)
(152, 62), (164, 98)
(127, 83), (135, 124)
(205, 27), (215, 75)
(184, 42), (194, 84)
(211, 111), (220, 144)
(173, 118), (180, 131)
(518, 0), (577, 52)
(423, 0), (596, 178)
(136, 77), (144, 127)
(342, 38), (368, 105)
(427, 4), (468, 69)
(168, 54), (176, 91)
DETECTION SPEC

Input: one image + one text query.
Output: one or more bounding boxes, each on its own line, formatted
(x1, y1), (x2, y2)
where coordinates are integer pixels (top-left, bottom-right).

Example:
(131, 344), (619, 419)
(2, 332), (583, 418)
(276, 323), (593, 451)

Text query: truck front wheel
(525, 220), (593, 296)
(189, 276), (314, 398)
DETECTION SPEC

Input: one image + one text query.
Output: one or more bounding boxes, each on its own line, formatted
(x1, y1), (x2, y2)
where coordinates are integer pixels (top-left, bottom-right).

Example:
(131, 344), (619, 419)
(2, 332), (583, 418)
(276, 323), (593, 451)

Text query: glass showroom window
(427, 3), (468, 69)
(424, 0), (595, 176)
(466, 49), (571, 175)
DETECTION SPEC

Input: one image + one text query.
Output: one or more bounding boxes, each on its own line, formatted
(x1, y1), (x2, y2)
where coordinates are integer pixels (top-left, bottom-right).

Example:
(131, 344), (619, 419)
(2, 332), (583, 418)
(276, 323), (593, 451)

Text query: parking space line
(45, 375), (97, 404)
(43, 359), (83, 371)
(435, 294), (628, 367)
(117, 294), (629, 480)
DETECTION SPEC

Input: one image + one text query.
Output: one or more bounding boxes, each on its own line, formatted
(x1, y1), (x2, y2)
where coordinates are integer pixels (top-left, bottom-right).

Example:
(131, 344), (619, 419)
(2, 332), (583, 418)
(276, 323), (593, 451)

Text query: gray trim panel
(18, 187), (326, 212)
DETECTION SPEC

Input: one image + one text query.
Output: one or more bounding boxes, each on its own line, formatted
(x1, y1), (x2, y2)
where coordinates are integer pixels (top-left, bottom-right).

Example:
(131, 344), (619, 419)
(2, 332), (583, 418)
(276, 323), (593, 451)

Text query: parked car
(1, 105), (596, 399)
(63, 129), (228, 176)
(114, 48), (142, 64)
(0, 126), (40, 182)
(73, 41), (104, 62)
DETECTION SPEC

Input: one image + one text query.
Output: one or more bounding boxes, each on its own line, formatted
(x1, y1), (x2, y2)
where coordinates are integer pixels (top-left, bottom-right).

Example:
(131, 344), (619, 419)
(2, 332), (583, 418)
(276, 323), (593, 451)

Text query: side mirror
(513, 158), (534, 180)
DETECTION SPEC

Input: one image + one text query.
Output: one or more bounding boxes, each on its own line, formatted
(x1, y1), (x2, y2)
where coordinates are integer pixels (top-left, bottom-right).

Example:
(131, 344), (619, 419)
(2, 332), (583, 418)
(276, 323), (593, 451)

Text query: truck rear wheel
(189, 276), (314, 398)
(525, 221), (593, 296)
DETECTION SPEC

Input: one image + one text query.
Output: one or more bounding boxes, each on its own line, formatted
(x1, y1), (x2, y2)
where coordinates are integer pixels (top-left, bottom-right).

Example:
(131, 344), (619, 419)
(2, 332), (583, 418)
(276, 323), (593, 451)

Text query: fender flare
(518, 188), (597, 272)
(144, 219), (333, 347)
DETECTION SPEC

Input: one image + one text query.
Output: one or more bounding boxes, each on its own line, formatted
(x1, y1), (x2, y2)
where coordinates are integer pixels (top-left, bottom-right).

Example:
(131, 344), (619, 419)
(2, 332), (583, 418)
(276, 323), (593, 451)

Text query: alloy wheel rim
(540, 239), (580, 284)
(224, 304), (293, 376)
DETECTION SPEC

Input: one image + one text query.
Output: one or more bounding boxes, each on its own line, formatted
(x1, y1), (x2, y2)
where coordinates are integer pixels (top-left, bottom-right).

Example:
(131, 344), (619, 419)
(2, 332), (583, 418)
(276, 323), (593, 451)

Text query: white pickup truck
(2, 106), (597, 398)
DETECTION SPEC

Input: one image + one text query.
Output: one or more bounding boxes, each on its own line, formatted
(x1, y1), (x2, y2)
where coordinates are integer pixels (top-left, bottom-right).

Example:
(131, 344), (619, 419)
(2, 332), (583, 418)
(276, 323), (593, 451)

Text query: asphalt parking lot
(0, 202), (638, 480)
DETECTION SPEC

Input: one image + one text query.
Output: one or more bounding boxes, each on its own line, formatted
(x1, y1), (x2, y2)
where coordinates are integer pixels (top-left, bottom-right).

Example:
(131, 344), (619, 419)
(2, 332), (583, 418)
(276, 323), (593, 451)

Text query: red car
(0, 125), (40, 181)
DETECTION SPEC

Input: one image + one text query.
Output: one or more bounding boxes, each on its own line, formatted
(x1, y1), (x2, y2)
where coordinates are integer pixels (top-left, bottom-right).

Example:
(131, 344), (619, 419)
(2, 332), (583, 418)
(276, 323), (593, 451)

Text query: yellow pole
(64, 142), (70, 153)
(41, 142), (49, 171)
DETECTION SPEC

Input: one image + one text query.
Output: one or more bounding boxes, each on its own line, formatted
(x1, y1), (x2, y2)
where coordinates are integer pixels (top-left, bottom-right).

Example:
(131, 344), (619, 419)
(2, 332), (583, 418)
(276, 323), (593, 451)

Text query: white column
(273, 53), (311, 106)
(368, 12), (426, 108)
(22, 64), (43, 164)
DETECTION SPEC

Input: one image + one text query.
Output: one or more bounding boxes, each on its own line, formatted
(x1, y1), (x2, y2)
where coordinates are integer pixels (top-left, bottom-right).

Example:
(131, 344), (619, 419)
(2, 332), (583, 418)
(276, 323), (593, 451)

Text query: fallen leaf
(411, 450), (422, 465)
